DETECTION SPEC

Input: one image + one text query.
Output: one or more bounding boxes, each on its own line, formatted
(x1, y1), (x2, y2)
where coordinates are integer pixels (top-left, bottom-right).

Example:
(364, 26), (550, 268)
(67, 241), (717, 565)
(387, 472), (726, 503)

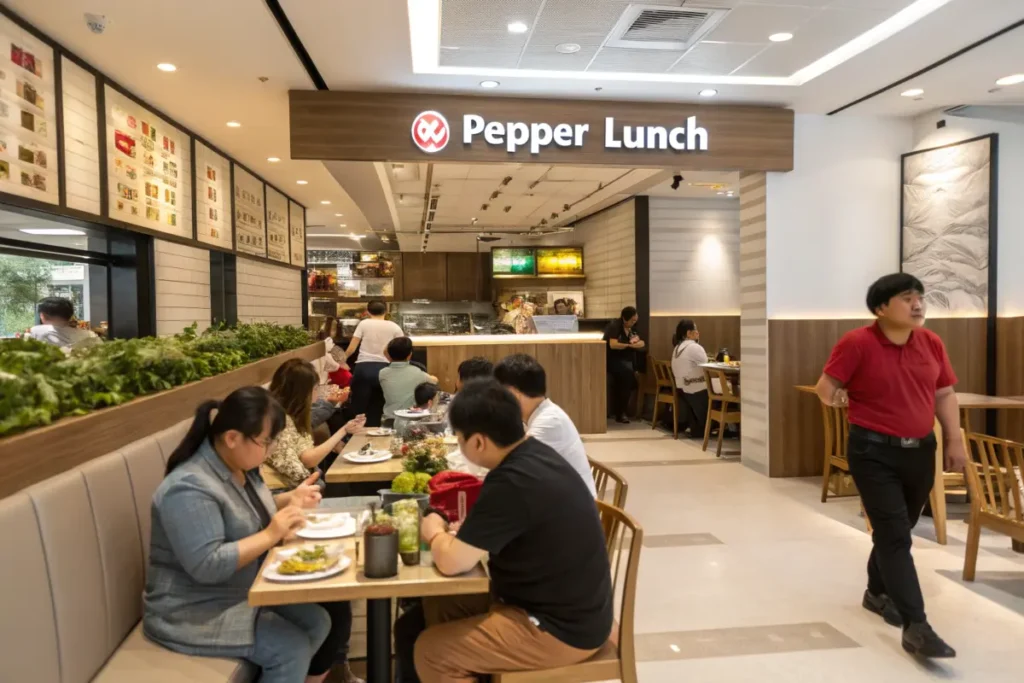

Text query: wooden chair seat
(650, 360), (680, 439)
(701, 368), (740, 458)
(493, 641), (619, 683)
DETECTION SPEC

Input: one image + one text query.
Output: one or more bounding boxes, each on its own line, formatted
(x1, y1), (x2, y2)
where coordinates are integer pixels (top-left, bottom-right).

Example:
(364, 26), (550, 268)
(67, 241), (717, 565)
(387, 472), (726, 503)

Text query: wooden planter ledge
(0, 341), (325, 500)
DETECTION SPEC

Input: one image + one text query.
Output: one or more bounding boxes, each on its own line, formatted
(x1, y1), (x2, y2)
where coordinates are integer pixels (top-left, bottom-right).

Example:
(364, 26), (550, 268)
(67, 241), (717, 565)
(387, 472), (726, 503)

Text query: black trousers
(847, 428), (936, 626)
(309, 600), (354, 675)
(393, 600), (426, 683)
(350, 361), (389, 427)
(677, 389), (710, 436)
(607, 362), (637, 419)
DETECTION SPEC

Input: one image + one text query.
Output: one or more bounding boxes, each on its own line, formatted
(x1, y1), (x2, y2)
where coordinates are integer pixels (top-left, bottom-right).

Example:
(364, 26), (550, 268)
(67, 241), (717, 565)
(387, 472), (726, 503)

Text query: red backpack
(428, 471), (483, 523)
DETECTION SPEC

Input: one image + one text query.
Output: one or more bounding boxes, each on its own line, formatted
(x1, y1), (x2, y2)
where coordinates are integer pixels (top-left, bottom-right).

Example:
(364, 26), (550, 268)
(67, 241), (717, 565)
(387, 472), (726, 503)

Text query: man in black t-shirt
(410, 379), (613, 682)
(603, 305), (645, 424)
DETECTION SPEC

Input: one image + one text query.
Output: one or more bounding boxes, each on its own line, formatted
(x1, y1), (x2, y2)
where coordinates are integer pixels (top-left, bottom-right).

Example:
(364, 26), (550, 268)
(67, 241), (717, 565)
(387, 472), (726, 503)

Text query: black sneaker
(902, 622), (956, 658)
(862, 590), (901, 627)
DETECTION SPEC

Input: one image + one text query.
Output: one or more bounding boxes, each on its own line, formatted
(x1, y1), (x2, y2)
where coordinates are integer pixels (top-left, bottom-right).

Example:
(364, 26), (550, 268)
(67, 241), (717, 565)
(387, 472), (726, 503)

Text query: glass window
(0, 254), (108, 338)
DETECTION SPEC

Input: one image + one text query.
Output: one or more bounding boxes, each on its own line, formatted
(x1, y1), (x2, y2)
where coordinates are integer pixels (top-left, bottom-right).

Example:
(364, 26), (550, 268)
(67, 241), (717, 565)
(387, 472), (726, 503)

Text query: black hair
(494, 353), (546, 398)
(387, 336), (414, 361)
(448, 379), (525, 447)
(38, 297), (75, 321)
(165, 386), (286, 475)
(414, 382), (438, 407)
(866, 273), (925, 315)
(458, 356), (494, 383)
(621, 306), (638, 321)
(672, 319), (697, 346)
(367, 300), (387, 316)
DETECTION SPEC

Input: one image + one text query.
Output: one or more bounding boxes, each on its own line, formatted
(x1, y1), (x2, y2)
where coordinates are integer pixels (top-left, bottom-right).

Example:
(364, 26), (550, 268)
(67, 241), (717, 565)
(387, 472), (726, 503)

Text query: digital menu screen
(536, 247), (584, 276)
(491, 248), (536, 276)
(233, 164), (266, 257)
(105, 85), (191, 237)
(0, 16), (59, 205)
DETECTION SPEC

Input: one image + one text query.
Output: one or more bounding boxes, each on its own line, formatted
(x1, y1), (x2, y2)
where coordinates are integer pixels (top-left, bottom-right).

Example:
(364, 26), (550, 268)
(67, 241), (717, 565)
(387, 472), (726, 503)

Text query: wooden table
(249, 503), (489, 683)
(950, 393), (1024, 433)
(700, 362), (740, 375)
(326, 435), (404, 484)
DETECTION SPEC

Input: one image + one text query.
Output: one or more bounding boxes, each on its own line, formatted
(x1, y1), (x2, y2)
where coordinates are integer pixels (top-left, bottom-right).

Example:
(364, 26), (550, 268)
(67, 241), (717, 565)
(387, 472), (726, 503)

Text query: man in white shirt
(670, 319), (710, 438)
(494, 353), (597, 497)
(342, 300), (404, 427)
(28, 297), (99, 352)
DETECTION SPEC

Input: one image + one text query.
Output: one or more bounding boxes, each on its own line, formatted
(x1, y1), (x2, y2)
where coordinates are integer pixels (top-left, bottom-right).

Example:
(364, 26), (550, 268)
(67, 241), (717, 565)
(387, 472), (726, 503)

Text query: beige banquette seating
(0, 418), (257, 683)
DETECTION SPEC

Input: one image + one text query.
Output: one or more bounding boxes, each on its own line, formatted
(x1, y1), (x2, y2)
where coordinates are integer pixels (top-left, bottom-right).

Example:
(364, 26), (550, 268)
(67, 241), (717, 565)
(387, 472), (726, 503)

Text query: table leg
(366, 598), (392, 683)
(931, 419), (948, 545)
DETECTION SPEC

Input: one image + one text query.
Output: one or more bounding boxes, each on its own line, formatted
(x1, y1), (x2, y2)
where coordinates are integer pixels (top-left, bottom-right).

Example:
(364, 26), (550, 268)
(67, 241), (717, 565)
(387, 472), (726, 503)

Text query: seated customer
(456, 356), (493, 390)
(494, 353), (596, 496)
(144, 387), (332, 682)
(28, 296), (99, 351)
(395, 382), (439, 437)
(409, 380), (613, 682)
(262, 359), (365, 491)
(670, 319), (711, 438)
(380, 337), (438, 421)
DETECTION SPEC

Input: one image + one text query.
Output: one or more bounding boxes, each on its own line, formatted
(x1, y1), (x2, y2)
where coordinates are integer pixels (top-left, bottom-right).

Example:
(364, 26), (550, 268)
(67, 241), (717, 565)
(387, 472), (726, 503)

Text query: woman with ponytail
(144, 386), (347, 683)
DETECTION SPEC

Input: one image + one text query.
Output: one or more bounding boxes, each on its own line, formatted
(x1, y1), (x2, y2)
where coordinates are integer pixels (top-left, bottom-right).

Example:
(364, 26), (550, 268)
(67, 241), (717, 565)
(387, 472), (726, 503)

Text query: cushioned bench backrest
(0, 418), (191, 683)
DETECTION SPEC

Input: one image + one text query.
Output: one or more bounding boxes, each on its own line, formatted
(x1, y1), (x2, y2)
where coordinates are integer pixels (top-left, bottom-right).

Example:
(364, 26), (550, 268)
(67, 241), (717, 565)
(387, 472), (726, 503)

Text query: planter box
(0, 341), (325, 499)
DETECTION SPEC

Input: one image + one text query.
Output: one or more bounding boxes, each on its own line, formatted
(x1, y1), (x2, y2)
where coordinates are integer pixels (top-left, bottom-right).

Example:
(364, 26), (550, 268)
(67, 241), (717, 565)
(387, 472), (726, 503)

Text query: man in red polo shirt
(816, 273), (966, 659)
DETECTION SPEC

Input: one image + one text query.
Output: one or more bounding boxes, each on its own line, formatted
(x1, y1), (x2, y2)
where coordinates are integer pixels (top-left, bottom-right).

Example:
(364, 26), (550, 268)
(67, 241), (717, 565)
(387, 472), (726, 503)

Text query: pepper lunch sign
(411, 110), (709, 156)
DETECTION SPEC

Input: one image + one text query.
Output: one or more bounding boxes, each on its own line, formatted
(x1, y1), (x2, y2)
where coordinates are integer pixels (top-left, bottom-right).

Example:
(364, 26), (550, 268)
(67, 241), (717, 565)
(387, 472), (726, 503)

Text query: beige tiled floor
(584, 423), (1024, 682)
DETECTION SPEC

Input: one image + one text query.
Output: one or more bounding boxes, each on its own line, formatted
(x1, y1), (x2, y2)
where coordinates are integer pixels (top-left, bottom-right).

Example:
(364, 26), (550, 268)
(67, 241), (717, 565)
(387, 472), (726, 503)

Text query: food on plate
(306, 513), (329, 524)
(359, 443), (373, 454)
(277, 545), (340, 575)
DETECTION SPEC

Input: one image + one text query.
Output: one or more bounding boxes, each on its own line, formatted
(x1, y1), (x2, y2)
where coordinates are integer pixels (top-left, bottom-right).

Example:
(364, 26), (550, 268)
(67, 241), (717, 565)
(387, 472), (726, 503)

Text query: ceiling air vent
(606, 4), (729, 51)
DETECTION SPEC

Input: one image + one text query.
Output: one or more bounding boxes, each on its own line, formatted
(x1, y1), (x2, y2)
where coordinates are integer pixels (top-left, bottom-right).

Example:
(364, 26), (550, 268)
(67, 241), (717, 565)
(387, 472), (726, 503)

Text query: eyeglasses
(248, 436), (276, 450)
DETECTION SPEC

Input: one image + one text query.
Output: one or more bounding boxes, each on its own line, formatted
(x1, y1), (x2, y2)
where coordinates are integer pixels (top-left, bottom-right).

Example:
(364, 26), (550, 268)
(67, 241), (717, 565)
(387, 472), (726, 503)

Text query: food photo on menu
(11, 43), (43, 77)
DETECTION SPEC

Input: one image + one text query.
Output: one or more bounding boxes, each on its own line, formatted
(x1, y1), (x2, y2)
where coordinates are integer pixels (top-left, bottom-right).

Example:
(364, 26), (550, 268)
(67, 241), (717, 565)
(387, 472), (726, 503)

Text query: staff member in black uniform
(603, 306), (645, 424)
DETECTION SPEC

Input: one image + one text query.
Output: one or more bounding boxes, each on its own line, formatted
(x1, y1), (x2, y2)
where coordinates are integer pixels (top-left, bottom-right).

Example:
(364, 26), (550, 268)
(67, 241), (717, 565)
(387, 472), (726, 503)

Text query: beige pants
(414, 594), (598, 683)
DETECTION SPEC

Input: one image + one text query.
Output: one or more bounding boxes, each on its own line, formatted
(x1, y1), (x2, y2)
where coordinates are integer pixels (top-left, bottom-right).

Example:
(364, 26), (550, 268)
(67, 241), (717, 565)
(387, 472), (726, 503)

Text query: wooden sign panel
(290, 90), (793, 171)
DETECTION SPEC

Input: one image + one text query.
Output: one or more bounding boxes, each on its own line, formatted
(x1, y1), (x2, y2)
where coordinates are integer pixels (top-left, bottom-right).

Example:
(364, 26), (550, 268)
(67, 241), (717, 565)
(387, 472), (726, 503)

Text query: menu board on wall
(265, 186), (289, 263)
(289, 200), (305, 267)
(0, 15), (59, 205)
(195, 141), (232, 249)
(233, 164), (266, 257)
(105, 85), (191, 238)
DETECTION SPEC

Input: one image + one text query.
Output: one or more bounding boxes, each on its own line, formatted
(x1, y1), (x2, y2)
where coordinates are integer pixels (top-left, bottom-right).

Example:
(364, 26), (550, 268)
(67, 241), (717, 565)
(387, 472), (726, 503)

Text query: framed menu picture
(195, 141), (232, 249)
(289, 200), (305, 267)
(265, 186), (289, 263)
(0, 15), (59, 205)
(233, 165), (266, 257)
(105, 85), (191, 237)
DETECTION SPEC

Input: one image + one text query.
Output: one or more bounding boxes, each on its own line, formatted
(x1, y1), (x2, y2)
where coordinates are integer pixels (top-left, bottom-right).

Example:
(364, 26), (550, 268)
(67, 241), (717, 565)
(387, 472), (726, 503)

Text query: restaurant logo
(411, 111), (450, 153)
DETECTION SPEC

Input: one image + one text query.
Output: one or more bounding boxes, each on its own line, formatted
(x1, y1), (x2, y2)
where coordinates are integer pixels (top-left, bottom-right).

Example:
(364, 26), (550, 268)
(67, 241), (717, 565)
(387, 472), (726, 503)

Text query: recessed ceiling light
(156, 63), (177, 72)
(555, 43), (581, 54)
(20, 228), (86, 236)
(339, 224), (347, 228)
(717, 191), (725, 195)
(320, 200), (331, 205)
(267, 156), (281, 163)
(480, 80), (500, 88)
(900, 88), (924, 97)
(440, 45), (460, 51)
(508, 21), (528, 34)
(769, 32), (793, 42)
(296, 180), (308, 185)
(334, 213), (343, 217)
(995, 74), (1024, 86)
(699, 88), (718, 97)
(226, 121), (241, 128)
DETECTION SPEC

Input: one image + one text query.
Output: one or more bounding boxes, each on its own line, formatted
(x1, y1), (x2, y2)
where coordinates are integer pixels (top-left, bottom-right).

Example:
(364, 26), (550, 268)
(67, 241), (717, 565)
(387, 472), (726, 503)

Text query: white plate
(343, 450), (393, 464)
(297, 513), (356, 539)
(394, 409), (431, 419)
(263, 546), (352, 583)
(365, 428), (394, 436)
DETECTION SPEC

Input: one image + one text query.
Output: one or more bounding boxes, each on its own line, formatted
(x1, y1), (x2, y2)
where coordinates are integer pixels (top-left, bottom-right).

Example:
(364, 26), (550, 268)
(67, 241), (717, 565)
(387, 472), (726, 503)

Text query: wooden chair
(962, 430), (1024, 581)
(701, 368), (741, 458)
(494, 501), (641, 683)
(650, 360), (680, 439)
(590, 457), (629, 509)
(820, 403), (851, 503)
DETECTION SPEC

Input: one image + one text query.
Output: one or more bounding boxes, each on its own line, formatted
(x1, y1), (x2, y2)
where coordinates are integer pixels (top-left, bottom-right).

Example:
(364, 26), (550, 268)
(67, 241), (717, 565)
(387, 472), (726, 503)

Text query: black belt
(849, 424), (935, 449)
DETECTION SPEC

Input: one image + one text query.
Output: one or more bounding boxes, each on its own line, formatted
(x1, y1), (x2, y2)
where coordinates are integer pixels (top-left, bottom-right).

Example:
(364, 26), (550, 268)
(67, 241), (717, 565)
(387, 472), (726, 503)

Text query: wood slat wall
(767, 318), (987, 477)
(996, 316), (1024, 441)
(739, 172), (769, 475)
(425, 341), (607, 434)
(647, 315), (741, 364)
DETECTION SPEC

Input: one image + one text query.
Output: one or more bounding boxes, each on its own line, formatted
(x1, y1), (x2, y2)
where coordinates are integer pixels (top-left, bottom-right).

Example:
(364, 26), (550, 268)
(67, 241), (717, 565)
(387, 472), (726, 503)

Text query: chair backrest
(0, 418), (190, 683)
(652, 360), (675, 391)
(590, 457), (628, 509)
(597, 500), (642, 667)
(704, 368), (738, 402)
(821, 403), (849, 460)
(964, 431), (1024, 526)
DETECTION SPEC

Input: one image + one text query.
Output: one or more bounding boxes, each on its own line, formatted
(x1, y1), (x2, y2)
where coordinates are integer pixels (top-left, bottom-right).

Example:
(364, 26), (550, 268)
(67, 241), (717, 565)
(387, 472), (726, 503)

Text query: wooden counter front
(416, 335), (607, 434)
